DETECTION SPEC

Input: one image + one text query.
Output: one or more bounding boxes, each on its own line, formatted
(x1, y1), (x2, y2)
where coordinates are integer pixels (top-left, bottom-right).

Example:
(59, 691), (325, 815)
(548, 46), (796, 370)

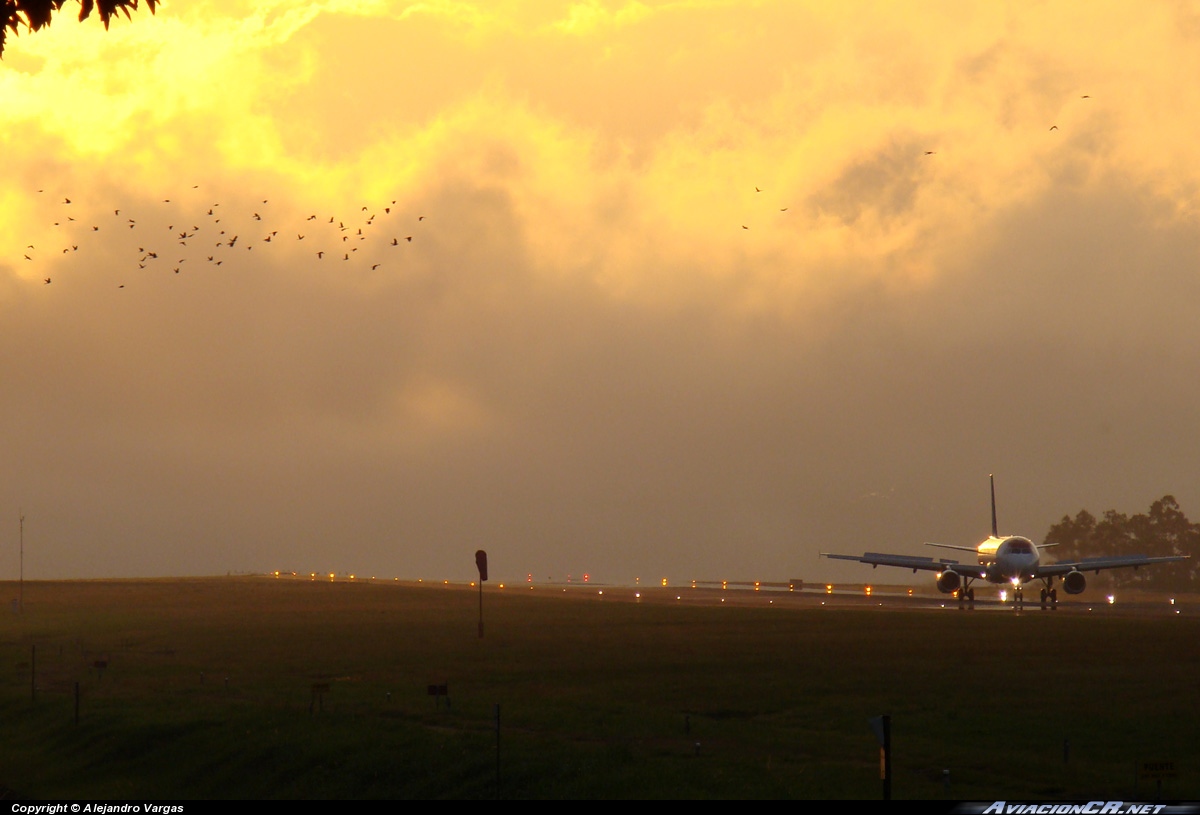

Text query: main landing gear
(956, 586), (975, 608)
(1039, 579), (1059, 611)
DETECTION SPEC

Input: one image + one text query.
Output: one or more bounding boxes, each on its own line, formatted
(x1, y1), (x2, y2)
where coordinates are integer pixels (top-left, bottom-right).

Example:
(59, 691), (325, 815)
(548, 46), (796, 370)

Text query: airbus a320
(821, 476), (1188, 609)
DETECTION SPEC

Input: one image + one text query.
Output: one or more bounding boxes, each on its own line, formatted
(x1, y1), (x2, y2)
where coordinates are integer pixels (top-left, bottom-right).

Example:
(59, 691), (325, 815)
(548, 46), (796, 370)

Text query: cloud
(1, 1), (1199, 581)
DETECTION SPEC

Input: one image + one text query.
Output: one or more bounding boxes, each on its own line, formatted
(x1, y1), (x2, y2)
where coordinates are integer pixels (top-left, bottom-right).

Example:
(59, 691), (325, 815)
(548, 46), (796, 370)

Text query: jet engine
(936, 569), (961, 594)
(1063, 570), (1086, 595)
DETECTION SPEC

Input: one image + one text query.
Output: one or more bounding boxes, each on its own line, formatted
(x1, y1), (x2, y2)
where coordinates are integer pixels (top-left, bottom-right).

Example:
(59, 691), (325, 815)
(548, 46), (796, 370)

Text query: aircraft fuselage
(977, 535), (1039, 584)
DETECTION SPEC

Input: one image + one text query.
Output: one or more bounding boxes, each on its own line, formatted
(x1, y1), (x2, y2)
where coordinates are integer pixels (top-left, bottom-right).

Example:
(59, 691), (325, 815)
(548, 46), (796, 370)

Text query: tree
(1043, 496), (1199, 594)
(2, 0), (156, 58)
(1043, 509), (1096, 564)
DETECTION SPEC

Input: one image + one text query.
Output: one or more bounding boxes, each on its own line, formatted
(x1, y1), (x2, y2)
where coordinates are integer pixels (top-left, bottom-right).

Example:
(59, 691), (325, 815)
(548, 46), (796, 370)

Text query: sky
(2, 0), (1199, 585)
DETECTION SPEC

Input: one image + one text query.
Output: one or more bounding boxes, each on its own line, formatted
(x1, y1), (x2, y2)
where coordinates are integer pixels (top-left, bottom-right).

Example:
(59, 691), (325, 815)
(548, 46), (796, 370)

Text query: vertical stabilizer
(989, 474), (998, 537)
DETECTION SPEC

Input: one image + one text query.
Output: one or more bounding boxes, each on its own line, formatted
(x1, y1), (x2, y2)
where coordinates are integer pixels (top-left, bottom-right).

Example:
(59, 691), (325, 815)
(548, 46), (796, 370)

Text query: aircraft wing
(1036, 554), (1189, 577)
(821, 552), (960, 574)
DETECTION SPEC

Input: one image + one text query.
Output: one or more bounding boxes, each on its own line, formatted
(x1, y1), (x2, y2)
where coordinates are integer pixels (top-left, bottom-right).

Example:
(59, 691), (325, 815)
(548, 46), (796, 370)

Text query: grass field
(0, 577), (1196, 799)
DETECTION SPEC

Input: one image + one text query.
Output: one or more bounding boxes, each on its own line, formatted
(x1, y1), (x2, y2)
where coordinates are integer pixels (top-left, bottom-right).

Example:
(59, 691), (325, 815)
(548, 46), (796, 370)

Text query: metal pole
(882, 714), (891, 800)
(19, 510), (24, 615)
(478, 581), (484, 638)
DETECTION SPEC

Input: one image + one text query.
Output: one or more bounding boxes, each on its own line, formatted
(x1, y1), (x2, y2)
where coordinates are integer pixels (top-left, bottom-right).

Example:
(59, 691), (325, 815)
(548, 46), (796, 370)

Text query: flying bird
(43, 277), (51, 284)
(1049, 125), (1058, 131)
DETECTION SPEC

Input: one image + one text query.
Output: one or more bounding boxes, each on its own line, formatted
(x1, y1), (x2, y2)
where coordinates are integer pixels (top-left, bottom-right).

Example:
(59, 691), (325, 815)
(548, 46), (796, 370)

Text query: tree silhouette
(2, 0), (156, 58)
(1044, 496), (1198, 593)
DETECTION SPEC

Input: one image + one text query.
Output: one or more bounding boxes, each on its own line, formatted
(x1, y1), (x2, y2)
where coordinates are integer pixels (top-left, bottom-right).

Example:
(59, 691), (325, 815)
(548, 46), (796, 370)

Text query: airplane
(821, 475), (1189, 609)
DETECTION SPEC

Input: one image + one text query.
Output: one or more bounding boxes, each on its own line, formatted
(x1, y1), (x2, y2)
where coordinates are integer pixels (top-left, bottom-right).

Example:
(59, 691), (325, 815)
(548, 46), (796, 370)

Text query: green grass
(0, 577), (1195, 799)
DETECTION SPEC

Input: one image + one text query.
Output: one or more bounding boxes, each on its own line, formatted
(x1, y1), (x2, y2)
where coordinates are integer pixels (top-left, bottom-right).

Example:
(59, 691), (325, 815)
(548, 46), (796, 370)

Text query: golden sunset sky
(2, 1), (1198, 583)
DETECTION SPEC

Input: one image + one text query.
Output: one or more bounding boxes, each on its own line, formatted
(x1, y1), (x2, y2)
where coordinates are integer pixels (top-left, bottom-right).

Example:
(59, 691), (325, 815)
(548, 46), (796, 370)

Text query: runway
(530, 582), (1199, 618)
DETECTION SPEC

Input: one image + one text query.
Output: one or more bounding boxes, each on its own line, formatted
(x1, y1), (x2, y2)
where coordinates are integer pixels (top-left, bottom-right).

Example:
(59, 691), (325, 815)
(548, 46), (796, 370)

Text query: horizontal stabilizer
(925, 541), (980, 553)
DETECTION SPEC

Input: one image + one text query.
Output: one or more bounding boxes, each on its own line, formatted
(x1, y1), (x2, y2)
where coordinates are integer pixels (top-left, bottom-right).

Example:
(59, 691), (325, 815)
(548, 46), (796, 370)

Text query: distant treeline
(1044, 496), (1199, 593)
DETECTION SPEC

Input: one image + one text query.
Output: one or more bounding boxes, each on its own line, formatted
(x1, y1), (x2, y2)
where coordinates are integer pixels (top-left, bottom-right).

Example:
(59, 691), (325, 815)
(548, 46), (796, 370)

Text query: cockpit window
(1006, 539), (1032, 554)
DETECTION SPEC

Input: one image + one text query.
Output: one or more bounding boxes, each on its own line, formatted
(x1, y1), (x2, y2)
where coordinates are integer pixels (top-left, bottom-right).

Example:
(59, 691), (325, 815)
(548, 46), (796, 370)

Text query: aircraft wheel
(967, 588), (975, 603)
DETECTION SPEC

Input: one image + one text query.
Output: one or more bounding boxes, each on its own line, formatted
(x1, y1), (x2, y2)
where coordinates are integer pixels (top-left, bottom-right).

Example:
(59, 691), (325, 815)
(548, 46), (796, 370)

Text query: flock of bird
(19, 98), (1091, 286)
(17, 185), (429, 289)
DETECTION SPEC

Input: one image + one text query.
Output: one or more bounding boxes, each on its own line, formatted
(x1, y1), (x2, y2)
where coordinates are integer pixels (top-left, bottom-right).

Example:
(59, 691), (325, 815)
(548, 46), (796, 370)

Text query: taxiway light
(662, 578), (668, 587)
(825, 584), (833, 594)
(864, 586), (872, 596)
(1107, 594), (1115, 605)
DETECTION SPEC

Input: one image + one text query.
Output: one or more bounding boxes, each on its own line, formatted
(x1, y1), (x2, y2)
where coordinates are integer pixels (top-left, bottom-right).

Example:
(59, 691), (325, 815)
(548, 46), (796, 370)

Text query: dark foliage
(2, 0), (157, 57)
(1044, 496), (1199, 592)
